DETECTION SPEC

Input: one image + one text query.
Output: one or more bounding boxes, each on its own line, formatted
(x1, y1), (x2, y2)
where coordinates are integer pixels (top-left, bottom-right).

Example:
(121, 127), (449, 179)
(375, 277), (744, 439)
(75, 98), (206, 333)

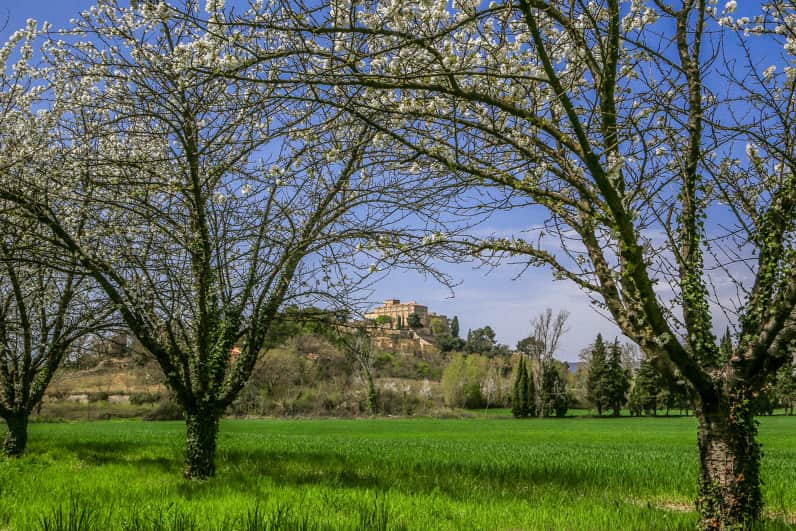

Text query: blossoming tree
(0, 1), (446, 478)
(232, 0), (795, 526)
(0, 214), (114, 456)
(0, 20), (116, 457)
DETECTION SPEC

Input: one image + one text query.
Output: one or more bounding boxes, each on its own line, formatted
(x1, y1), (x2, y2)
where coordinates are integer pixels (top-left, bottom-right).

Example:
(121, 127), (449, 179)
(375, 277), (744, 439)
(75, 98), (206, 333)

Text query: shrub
(291, 390), (320, 415)
(374, 315), (393, 326)
(46, 390), (69, 401)
(87, 392), (109, 403)
(377, 387), (404, 415)
(142, 399), (184, 421)
(441, 354), (488, 409)
(129, 392), (162, 405)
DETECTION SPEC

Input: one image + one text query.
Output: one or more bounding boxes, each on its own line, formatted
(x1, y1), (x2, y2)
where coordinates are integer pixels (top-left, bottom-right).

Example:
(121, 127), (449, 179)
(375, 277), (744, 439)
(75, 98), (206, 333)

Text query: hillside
(35, 332), (457, 421)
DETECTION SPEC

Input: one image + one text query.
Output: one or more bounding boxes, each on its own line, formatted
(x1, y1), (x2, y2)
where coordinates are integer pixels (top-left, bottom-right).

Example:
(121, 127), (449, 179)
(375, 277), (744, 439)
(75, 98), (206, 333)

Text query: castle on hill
(364, 299), (449, 332)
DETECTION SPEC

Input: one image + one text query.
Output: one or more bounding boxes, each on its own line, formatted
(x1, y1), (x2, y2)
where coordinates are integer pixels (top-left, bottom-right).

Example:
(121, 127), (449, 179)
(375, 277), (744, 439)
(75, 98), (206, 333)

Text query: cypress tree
(526, 361), (536, 417)
(451, 316), (460, 338)
(719, 327), (733, 359)
(541, 360), (568, 417)
(519, 359), (529, 417)
(586, 334), (608, 416)
(629, 358), (662, 415)
(512, 356), (528, 418)
(604, 339), (630, 416)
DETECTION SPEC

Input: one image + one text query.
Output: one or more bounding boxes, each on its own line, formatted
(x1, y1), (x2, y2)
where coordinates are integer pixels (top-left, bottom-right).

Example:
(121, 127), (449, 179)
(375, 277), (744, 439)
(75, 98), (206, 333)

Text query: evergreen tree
(719, 327), (733, 359)
(656, 381), (686, 416)
(751, 386), (776, 416)
(465, 326), (497, 355)
(541, 360), (568, 417)
(518, 358), (529, 417)
(450, 316), (460, 338)
(629, 359), (662, 416)
(527, 363), (537, 417)
(604, 339), (631, 416)
(511, 356), (538, 418)
(774, 364), (796, 415)
(586, 334), (608, 415)
(511, 356), (529, 418)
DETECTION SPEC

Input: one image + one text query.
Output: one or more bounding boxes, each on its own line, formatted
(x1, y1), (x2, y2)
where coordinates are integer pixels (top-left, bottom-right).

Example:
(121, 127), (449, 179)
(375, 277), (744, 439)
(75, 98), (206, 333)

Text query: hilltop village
(363, 299), (452, 354)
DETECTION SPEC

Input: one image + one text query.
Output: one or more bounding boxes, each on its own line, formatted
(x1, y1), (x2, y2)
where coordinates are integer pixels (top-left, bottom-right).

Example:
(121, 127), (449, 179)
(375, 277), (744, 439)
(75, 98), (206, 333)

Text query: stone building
(364, 299), (448, 331)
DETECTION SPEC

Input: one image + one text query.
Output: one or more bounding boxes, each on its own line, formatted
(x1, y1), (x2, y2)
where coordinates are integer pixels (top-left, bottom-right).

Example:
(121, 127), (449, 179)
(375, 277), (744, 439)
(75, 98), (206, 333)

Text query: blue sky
(0, 1), (629, 361)
(7, 1), (764, 362)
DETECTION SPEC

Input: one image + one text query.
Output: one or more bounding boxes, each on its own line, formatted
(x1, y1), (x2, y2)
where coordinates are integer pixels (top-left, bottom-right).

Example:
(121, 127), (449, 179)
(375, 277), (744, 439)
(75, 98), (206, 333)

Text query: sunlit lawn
(1, 415), (794, 530)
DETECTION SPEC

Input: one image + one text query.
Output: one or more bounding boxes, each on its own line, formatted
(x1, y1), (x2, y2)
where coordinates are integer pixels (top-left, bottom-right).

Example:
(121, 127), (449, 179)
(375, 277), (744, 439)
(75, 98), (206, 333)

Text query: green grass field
(1, 415), (794, 530)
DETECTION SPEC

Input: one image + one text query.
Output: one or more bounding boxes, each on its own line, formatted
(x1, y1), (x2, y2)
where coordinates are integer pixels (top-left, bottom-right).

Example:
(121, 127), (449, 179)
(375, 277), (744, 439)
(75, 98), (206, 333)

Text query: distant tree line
(577, 332), (796, 417)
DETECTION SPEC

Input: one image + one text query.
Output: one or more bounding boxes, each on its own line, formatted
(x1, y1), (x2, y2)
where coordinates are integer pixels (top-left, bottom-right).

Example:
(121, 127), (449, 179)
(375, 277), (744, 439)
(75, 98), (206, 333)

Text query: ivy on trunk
(1, 412), (29, 457)
(251, 0), (796, 526)
(184, 406), (221, 480)
(696, 392), (763, 529)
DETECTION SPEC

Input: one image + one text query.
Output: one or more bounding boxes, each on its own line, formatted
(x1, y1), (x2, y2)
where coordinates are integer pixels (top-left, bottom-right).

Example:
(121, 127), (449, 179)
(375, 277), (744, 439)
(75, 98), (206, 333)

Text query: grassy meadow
(1, 415), (795, 530)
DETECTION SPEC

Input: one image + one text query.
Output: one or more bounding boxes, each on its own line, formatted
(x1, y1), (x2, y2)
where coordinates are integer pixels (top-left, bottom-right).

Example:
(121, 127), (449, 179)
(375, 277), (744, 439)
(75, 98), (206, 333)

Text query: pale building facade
(364, 299), (448, 330)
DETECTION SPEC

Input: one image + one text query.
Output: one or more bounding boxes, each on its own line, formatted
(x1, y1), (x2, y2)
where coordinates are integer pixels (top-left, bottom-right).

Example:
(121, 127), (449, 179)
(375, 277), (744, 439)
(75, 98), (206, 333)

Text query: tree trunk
(696, 398), (762, 530)
(184, 408), (220, 479)
(2, 412), (29, 457)
(366, 374), (378, 415)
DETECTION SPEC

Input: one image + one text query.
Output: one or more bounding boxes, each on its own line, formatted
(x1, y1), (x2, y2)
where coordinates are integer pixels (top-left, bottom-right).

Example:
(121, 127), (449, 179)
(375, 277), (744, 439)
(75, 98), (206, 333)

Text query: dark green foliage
(718, 327), (733, 363)
(142, 398), (185, 421)
(527, 367), (537, 416)
(586, 336), (629, 416)
(465, 326), (497, 355)
(2, 412), (28, 457)
(516, 336), (543, 358)
(437, 334), (466, 353)
(129, 392), (163, 405)
(86, 392), (109, 403)
(586, 334), (608, 415)
(511, 361), (522, 418)
(656, 380), (691, 416)
(512, 356), (533, 418)
(629, 359), (662, 416)
(450, 316), (460, 338)
(751, 386), (776, 416)
(490, 344), (512, 358)
(407, 313), (422, 329)
(774, 364), (796, 415)
(604, 340), (630, 417)
(264, 307), (344, 348)
(541, 360), (568, 417)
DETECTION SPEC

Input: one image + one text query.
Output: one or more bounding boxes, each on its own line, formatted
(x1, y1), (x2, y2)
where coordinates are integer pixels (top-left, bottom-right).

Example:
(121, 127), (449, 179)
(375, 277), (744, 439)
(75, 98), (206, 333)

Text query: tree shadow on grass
(206, 445), (663, 504)
(59, 440), (177, 472)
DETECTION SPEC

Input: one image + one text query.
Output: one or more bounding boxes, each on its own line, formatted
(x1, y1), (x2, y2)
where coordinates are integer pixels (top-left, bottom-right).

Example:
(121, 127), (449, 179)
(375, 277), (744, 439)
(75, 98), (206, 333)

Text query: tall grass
(1, 416), (794, 529)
